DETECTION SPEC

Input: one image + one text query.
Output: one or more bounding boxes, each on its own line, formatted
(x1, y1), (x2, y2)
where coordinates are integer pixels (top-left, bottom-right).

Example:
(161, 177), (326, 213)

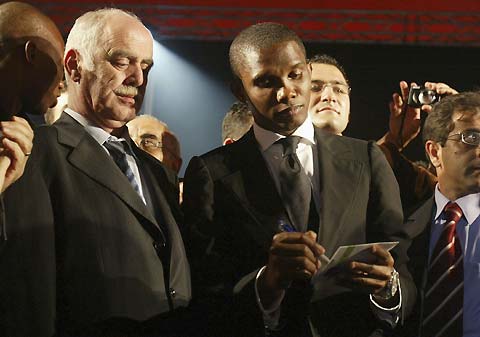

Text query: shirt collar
(64, 108), (131, 146)
(253, 116), (316, 152)
(434, 184), (480, 224)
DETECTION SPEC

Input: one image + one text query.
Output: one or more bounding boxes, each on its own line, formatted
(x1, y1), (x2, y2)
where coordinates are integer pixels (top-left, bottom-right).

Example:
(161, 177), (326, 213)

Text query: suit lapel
(220, 129), (287, 242)
(54, 114), (161, 234)
(406, 197), (435, 290)
(404, 197), (435, 333)
(314, 130), (365, 255)
(135, 147), (181, 233)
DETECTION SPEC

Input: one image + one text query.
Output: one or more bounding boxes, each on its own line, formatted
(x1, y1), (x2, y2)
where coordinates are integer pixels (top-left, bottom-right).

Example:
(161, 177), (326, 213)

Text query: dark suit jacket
(396, 197), (435, 337)
(0, 114), (191, 337)
(183, 127), (416, 337)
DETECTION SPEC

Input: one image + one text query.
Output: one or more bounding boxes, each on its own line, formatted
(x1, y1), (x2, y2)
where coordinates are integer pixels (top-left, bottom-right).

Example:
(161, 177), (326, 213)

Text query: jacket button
(169, 287), (176, 298)
(153, 241), (166, 251)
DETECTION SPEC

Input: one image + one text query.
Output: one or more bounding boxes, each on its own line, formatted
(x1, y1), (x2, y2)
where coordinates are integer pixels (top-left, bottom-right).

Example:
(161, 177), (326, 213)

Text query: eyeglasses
(311, 81), (351, 95)
(140, 138), (162, 149)
(140, 137), (181, 160)
(446, 130), (480, 146)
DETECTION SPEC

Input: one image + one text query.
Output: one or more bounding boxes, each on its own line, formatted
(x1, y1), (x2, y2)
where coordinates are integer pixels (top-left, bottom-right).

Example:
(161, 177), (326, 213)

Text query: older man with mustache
(1, 8), (191, 337)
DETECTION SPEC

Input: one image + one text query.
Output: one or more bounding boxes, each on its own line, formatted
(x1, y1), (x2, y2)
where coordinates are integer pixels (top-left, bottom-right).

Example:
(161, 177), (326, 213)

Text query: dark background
(151, 39), (480, 175)
(23, 1), (480, 175)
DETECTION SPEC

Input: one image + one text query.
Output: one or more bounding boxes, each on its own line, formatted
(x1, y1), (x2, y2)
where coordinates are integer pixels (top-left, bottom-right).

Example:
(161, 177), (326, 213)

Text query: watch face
(390, 270), (399, 297)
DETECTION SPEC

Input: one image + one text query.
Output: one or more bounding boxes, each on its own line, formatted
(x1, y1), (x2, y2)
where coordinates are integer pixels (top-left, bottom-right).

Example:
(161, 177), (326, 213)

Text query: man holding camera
(399, 91), (480, 337)
(377, 81), (458, 215)
(306, 53), (457, 215)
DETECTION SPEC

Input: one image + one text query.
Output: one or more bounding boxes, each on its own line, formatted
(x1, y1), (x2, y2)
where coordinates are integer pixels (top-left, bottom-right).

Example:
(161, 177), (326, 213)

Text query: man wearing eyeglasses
(128, 115), (182, 174)
(399, 91), (480, 337)
(308, 54), (351, 136)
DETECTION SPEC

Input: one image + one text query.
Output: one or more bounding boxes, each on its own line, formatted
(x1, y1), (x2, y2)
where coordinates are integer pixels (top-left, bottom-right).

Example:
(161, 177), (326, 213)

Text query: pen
(277, 220), (330, 265)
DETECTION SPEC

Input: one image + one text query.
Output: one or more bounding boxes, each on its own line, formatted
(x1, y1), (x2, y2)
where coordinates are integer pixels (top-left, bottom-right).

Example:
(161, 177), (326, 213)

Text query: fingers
(421, 105), (433, 113)
(0, 138), (27, 192)
(0, 117), (33, 193)
(0, 116), (34, 156)
(399, 81), (409, 100)
(424, 81), (458, 96)
(370, 245), (394, 266)
(265, 231), (326, 289)
(390, 93), (403, 116)
(335, 246), (394, 294)
(337, 263), (392, 294)
(2, 137), (26, 173)
(272, 231), (325, 258)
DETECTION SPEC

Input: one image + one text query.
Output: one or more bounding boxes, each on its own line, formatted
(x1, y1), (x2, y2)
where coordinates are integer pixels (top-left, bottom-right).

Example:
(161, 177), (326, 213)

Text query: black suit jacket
(183, 127), (416, 337)
(0, 113), (191, 337)
(396, 197), (435, 337)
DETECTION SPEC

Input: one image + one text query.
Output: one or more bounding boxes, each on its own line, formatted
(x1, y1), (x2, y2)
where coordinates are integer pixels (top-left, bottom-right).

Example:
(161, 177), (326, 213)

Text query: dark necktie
(422, 202), (464, 337)
(277, 136), (311, 232)
(104, 138), (143, 199)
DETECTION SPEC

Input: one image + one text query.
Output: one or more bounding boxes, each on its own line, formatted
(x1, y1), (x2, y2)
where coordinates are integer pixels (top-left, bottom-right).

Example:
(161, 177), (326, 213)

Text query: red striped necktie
(422, 202), (464, 337)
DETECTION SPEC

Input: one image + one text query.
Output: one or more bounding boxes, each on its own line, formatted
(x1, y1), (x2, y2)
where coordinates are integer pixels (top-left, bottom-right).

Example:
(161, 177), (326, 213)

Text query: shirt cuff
(254, 265), (285, 330)
(369, 276), (402, 327)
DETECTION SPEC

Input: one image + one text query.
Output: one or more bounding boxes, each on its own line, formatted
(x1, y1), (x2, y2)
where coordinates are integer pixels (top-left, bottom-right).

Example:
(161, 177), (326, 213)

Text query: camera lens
(418, 90), (437, 105)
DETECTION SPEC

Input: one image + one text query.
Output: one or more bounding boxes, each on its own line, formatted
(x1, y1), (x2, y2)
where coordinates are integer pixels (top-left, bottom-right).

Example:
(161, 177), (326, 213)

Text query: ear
(230, 78), (247, 103)
(425, 140), (442, 169)
(223, 138), (235, 145)
(64, 49), (81, 82)
(24, 40), (37, 64)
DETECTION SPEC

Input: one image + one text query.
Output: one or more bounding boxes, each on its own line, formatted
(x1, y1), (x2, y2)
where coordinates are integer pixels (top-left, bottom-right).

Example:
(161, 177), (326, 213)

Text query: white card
(312, 241), (399, 282)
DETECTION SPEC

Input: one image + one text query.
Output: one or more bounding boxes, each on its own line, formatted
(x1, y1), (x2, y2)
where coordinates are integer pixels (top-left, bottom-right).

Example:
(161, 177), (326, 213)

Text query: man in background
(0, 1), (64, 246)
(401, 92), (480, 337)
(128, 114), (182, 173)
(222, 101), (254, 145)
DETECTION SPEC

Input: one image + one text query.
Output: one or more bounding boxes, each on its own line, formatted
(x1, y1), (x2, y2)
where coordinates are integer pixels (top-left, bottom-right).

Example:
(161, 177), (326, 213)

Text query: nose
(321, 85), (337, 103)
(125, 63), (144, 87)
(276, 83), (297, 103)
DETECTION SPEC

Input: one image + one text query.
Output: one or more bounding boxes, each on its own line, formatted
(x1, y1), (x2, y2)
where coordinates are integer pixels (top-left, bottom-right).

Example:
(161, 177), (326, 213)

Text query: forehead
(311, 63), (346, 83)
(239, 40), (306, 78)
(136, 120), (166, 137)
(98, 16), (153, 60)
(452, 109), (480, 130)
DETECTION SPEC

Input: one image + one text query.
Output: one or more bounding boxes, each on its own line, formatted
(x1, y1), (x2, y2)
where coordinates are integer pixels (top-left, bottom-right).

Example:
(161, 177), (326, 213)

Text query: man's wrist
(382, 132), (404, 152)
(373, 269), (399, 301)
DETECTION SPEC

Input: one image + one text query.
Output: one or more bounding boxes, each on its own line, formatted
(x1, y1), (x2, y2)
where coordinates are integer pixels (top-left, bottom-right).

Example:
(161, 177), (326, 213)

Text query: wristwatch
(374, 269), (399, 300)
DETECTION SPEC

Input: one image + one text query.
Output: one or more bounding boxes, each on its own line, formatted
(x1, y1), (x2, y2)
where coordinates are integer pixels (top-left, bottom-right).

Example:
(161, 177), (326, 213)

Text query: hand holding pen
(257, 220), (327, 309)
(279, 220), (330, 267)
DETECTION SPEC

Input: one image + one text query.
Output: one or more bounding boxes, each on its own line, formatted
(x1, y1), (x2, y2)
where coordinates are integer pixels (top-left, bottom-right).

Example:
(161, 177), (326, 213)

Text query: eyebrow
(311, 79), (348, 86)
(140, 133), (158, 139)
(107, 49), (154, 66)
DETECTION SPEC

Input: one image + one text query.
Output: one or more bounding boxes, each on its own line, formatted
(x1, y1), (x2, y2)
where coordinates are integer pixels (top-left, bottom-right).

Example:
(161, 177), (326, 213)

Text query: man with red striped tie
(400, 91), (480, 337)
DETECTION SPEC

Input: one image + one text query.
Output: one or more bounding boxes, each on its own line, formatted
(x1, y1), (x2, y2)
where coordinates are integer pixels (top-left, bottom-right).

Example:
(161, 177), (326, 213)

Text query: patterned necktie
(277, 136), (311, 232)
(104, 138), (143, 199)
(422, 202), (464, 337)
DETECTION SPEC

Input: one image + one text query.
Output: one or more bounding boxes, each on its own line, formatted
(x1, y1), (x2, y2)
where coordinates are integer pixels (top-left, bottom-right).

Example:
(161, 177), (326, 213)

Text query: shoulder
(188, 130), (257, 179)
(315, 127), (382, 162)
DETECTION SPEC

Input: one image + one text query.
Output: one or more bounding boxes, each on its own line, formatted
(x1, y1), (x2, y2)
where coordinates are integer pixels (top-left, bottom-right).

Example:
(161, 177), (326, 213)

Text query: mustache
(114, 85), (138, 97)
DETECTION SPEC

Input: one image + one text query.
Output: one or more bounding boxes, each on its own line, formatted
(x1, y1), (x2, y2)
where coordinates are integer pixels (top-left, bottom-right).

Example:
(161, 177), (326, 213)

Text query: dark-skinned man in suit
(183, 22), (415, 337)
